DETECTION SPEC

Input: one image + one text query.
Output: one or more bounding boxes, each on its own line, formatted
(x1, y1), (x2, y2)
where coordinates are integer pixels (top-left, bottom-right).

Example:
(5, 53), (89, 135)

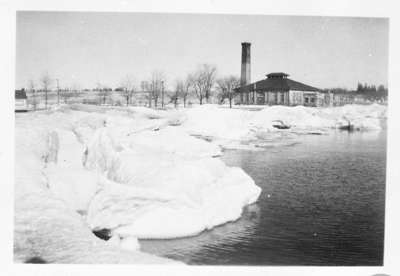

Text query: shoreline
(14, 103), (386, 264)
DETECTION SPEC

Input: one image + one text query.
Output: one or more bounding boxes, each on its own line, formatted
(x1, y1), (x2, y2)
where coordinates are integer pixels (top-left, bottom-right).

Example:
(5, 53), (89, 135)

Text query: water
(140, 130), (386, 265)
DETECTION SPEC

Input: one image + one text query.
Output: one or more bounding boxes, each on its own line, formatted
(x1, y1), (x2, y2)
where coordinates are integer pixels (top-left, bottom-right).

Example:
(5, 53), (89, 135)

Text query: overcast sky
(16, 12), (388, 90)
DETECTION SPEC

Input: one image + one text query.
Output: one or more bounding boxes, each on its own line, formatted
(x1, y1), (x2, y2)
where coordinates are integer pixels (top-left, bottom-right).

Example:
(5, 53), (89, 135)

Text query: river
(140, 129), (386, 265)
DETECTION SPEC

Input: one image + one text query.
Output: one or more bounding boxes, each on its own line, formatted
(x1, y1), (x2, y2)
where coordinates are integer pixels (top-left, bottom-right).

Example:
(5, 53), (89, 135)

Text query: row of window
(304, 97), (316, 103)
(241, 91), (321, 105)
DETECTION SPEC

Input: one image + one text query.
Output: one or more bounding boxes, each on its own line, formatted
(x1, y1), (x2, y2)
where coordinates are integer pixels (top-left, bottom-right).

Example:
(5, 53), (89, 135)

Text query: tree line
(322, 82), (388, 100)
(24, 64), (241, 110)
(356, 83), (388, 96)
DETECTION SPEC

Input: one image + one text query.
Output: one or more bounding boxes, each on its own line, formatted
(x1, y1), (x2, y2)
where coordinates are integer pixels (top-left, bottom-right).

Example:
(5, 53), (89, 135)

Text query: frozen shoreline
(14, 103), (386, 263)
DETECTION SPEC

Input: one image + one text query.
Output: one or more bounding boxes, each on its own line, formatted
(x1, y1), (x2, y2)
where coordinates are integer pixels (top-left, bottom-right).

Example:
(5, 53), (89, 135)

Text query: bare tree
(161, 80), (165, 108)
(141, 80), (151, 107)
(150, 71), (166, 108)
(190, 71), (207, 105)
(97, 82), (110, 105)
(188, 73), (202, 105)
(62, 87), (72, 104)
(170, 77), (193, 108)
(202, 64), (217, 103)
(190, 64), (217, 105)
(55, 78), (60, 105)
(64, 83), (80, 104)
(216, 75), (240, 108)
(169, 80), (184, 108)
(182, 76), (192, 108)
(28, 79), (37, 110)
(120, 75), (136, 106)
(40, 72), (52, 109)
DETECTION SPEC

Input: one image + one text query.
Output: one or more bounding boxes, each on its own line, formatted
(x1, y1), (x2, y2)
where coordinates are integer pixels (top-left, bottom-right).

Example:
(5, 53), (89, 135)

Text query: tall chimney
(241, 42), (251, 86)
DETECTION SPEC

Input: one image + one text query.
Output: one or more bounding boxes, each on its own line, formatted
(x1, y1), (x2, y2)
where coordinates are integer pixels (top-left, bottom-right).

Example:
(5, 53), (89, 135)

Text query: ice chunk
(120, 237), (141, 251)
(86, 164), (261, 239)
(181, 104), (386, 148)
(84, 127), (261, 239)
(126, 127), (222, 158)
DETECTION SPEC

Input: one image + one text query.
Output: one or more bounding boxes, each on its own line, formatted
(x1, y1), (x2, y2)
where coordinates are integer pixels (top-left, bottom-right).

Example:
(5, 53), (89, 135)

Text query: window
(311, 97), (315, 103)
(305, 97), (309, 103)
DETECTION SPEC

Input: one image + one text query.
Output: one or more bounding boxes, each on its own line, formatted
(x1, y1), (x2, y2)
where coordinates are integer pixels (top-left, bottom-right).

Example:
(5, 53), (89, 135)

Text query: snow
(120, 237), (141, 251)
(14, 103), (386, 263)
(14, 124), (179, 264)
(81, 125), (258, 239)
(181, 104), (386, 148)
(86, 159), (258, 239)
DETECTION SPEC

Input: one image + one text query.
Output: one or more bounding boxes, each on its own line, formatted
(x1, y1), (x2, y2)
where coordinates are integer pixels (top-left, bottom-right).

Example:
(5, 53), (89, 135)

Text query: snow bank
(15, 105), (261, 261)
(125, 127), (222, 158)
(183, 105), (253, 140)
(181, 104), (387, 148)
(44, 129), (99, 212)
(15, 103), (385, 262)
(86, 160), (259, 239)
(15, 119), (179, 264)
(84, 127), (260, 239)
(14, 174), (177, 264)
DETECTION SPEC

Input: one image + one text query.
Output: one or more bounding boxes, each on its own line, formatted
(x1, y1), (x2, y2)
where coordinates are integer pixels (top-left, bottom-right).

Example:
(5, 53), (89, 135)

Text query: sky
(16, 11), (389, 90)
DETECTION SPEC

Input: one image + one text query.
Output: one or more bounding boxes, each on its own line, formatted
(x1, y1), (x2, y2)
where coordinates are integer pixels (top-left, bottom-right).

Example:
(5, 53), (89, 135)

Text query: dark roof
(15, 89), (27, 99)
(266, 72), (289, 78)
(235, 73), (320, 93)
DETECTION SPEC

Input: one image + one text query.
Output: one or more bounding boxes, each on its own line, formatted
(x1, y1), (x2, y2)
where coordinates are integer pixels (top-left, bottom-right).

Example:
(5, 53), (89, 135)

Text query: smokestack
(241, 42), (251, 86)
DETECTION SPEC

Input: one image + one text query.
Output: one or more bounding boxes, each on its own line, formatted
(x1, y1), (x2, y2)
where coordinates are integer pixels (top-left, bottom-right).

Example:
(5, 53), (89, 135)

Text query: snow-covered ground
(14, 103), (386, 263)
(182, 104), (386, 147)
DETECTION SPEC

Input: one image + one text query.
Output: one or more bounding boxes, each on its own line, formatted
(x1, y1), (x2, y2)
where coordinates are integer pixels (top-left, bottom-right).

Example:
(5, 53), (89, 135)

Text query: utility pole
(161, 81), (164, 108)
(56, 78), (60, 105)
(126, 87), (129, 106)
(149, 83), (152, 108)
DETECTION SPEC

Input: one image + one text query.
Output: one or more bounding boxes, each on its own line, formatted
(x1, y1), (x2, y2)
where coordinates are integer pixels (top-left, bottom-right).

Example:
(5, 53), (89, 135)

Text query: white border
(1, 1), (399, 275)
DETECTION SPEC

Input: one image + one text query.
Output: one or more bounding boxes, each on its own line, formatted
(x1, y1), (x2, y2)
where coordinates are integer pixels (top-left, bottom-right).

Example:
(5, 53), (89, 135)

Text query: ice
(86, 159), (259, 239)
(14, 103), (386, 262)
(42, 129), (99, 212)
(83, 126), (260, 239)
(181, 104), (386, 148)
(125, 127), (222, 158)
(15, 105), (261, 261)
(107, 235), (141, 251)
(14, 121), (178, 263)
(120, 237), (141, 251)
(14, 179), (178, 264)
(183, 105), (253, 140)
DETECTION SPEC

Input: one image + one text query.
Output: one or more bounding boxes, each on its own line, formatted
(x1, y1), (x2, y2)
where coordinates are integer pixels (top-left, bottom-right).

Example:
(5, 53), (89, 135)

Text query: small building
(234, 72), (324, 107)
(15, 89), (28, 112)
(332, 92), (354, 106)
(235, 42), (324, 107)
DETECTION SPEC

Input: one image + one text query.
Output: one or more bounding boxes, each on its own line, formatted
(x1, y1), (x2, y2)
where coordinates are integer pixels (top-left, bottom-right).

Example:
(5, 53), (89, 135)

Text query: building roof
(235, 72), (320, 93)
(15, 89), (27, 99)
(266, 72), (289, 78)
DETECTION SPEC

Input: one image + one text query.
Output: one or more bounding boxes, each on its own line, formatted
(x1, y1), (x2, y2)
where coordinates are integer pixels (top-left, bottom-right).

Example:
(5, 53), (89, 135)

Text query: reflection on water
(140, 204), (261, 264)
(140, 130), (386, 265)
